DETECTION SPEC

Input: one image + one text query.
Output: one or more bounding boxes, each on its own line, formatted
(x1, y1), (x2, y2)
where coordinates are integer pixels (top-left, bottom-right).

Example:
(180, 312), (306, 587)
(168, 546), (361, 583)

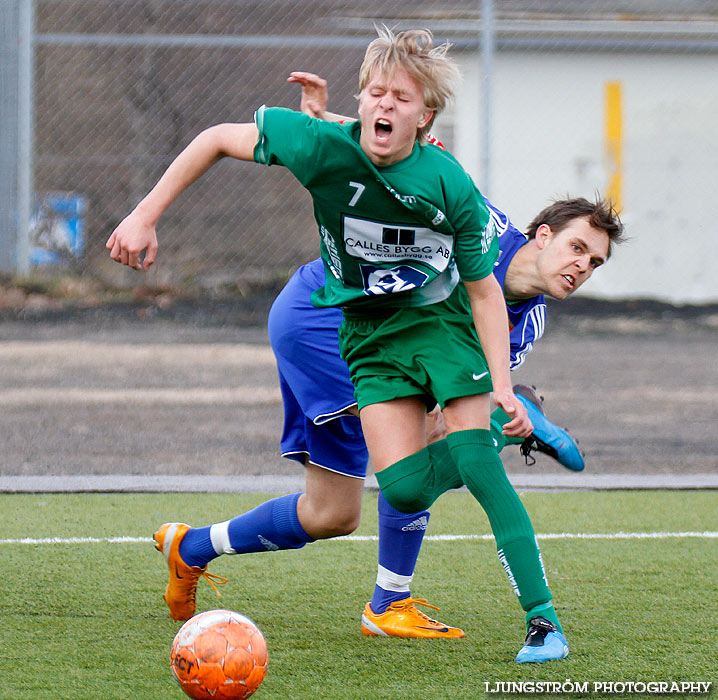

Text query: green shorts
(338, 286), (493, 411)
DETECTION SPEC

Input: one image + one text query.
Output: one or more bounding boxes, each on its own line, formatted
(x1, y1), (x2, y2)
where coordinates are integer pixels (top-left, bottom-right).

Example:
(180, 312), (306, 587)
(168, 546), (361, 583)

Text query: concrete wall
(448, 49), (718, 304)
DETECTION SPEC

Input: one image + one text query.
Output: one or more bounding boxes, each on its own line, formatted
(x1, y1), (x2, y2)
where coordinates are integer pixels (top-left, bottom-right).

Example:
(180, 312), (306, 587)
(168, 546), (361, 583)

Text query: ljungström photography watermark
(483, 680), (713, 695)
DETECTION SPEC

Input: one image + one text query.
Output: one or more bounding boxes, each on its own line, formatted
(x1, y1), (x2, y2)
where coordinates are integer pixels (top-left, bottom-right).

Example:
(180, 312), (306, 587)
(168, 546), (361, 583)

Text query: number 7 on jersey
(348, 181), (365, 207)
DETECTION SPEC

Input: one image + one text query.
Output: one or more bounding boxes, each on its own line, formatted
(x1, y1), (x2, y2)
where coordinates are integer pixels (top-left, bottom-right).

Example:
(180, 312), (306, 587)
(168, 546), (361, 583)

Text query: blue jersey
(485, 199), (546, 370)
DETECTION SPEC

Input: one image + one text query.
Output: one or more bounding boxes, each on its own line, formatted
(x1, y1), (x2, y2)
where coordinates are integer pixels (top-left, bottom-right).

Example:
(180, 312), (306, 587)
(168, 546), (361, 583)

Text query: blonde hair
(358, 26), (461, 143)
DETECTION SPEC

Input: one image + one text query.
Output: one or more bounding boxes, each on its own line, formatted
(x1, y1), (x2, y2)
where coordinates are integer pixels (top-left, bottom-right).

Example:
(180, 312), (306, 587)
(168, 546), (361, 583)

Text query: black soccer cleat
(516, 616), (569, 663)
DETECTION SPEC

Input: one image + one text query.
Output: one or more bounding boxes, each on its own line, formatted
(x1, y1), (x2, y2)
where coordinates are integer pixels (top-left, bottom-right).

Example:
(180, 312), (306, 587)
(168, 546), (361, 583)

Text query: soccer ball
(170, 609), (268, 699)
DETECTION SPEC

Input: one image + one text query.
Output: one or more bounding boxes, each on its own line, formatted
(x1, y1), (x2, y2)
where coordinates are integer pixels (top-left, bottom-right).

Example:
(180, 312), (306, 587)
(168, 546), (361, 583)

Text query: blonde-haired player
(106, 28), (623, 663)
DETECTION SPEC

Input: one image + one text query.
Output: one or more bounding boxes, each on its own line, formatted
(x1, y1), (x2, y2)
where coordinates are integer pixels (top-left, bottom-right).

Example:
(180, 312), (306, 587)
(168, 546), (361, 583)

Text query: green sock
(446, 429), (557, 618)
(525, 602), (562, 633)
(427, 439), (465, 492)
(490, 406), (525, 452)
(375, 442), (463, 513)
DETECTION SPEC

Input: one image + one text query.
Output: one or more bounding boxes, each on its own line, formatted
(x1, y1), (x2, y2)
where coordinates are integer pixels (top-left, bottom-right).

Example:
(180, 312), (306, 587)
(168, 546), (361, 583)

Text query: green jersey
(254, 106), (497, 311)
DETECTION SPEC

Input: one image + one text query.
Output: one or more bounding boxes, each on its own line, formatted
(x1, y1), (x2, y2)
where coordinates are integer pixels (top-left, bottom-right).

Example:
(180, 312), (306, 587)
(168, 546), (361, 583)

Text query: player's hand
(287, 71), (328, 119)
(106, 209), (158, 270)
(493, 389), (533, 438)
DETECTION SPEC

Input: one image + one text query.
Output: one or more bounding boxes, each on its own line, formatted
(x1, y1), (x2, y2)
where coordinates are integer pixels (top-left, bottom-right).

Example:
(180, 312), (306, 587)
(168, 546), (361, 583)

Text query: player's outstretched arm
(287, 71), (352, 123)
(106, 122), (259, 270)
(464, 275), (532, 438)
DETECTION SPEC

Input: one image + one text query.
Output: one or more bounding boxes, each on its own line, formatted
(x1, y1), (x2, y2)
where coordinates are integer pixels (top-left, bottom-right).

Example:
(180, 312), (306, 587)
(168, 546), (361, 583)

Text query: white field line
(1, 531), (716, 545)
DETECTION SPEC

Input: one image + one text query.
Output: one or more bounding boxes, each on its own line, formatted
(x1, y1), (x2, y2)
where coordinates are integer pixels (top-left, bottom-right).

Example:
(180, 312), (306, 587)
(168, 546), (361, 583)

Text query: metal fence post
(0, 1), (20, 272)
(16, 0), (35, 277)
(480, 0), (494, 196)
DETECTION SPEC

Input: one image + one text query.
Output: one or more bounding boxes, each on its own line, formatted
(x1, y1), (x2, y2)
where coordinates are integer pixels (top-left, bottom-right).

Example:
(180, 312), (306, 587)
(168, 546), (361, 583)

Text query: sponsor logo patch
(343, 215), (453, 270)
(360, 265), (429, 295)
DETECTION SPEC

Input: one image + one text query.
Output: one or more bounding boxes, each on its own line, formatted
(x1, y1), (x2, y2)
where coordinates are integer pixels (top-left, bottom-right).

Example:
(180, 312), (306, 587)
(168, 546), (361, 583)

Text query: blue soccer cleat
(514, 384), (585, 472)
(516, 617), (569, 663)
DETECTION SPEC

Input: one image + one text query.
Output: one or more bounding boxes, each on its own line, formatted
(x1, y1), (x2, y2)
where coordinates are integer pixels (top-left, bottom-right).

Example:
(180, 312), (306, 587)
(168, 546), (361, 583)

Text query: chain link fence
(32, 0), (380, 294)
(3, 0), (718, 302)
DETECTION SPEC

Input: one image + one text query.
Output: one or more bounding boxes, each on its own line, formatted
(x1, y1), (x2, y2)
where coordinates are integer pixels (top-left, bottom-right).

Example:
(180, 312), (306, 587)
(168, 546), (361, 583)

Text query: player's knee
(328, 511), (361, 537)
(313, 515), (360, 538)
(303, 505), (361, 539)
(375, 454), (435, 513)
(379, 484), (432, 514)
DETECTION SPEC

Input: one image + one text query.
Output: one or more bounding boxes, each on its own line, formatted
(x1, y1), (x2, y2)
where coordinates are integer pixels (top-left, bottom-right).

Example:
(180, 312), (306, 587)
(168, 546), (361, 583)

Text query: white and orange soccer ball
(170, 609), (268, 700)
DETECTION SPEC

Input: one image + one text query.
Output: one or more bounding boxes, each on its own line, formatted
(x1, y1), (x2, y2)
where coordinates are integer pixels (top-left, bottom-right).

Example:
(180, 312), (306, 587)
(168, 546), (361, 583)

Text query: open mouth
(375, 118), (393, 141)
(562, 274), (575, 289)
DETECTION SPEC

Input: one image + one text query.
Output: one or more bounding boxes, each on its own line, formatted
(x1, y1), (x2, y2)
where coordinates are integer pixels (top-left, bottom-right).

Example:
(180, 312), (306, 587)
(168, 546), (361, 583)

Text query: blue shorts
(267, 259), (368, 479)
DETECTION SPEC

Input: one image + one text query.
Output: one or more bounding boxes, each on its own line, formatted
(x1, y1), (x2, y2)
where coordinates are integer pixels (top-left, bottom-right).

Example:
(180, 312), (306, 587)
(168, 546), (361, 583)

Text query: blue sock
(370, 492), (429, 614)
(179, 525), (218, 568)
(179, 493), (314, 568)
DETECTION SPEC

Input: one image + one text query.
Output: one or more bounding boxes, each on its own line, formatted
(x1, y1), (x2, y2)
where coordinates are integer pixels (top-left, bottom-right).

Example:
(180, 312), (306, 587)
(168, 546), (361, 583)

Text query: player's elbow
(211, 122), (259, 161)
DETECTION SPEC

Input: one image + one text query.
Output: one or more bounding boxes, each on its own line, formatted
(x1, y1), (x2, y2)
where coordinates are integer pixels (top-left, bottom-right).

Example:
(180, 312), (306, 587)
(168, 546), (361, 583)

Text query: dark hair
(525, 197), (625, 258)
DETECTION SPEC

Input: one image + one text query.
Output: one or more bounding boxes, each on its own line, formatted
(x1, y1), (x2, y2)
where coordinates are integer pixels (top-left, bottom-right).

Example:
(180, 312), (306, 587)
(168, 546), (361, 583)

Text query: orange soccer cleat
(153, 522), (227, 621)
(361, 597), (465, 639)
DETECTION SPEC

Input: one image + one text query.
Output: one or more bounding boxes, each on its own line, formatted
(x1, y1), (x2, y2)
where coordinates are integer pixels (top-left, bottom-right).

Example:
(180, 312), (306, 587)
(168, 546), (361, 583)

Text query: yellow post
(604, 81), (623, 210)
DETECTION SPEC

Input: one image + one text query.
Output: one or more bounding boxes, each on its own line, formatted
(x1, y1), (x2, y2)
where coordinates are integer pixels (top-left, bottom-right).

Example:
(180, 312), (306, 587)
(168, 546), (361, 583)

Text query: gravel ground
(1, 296), (716, 483)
